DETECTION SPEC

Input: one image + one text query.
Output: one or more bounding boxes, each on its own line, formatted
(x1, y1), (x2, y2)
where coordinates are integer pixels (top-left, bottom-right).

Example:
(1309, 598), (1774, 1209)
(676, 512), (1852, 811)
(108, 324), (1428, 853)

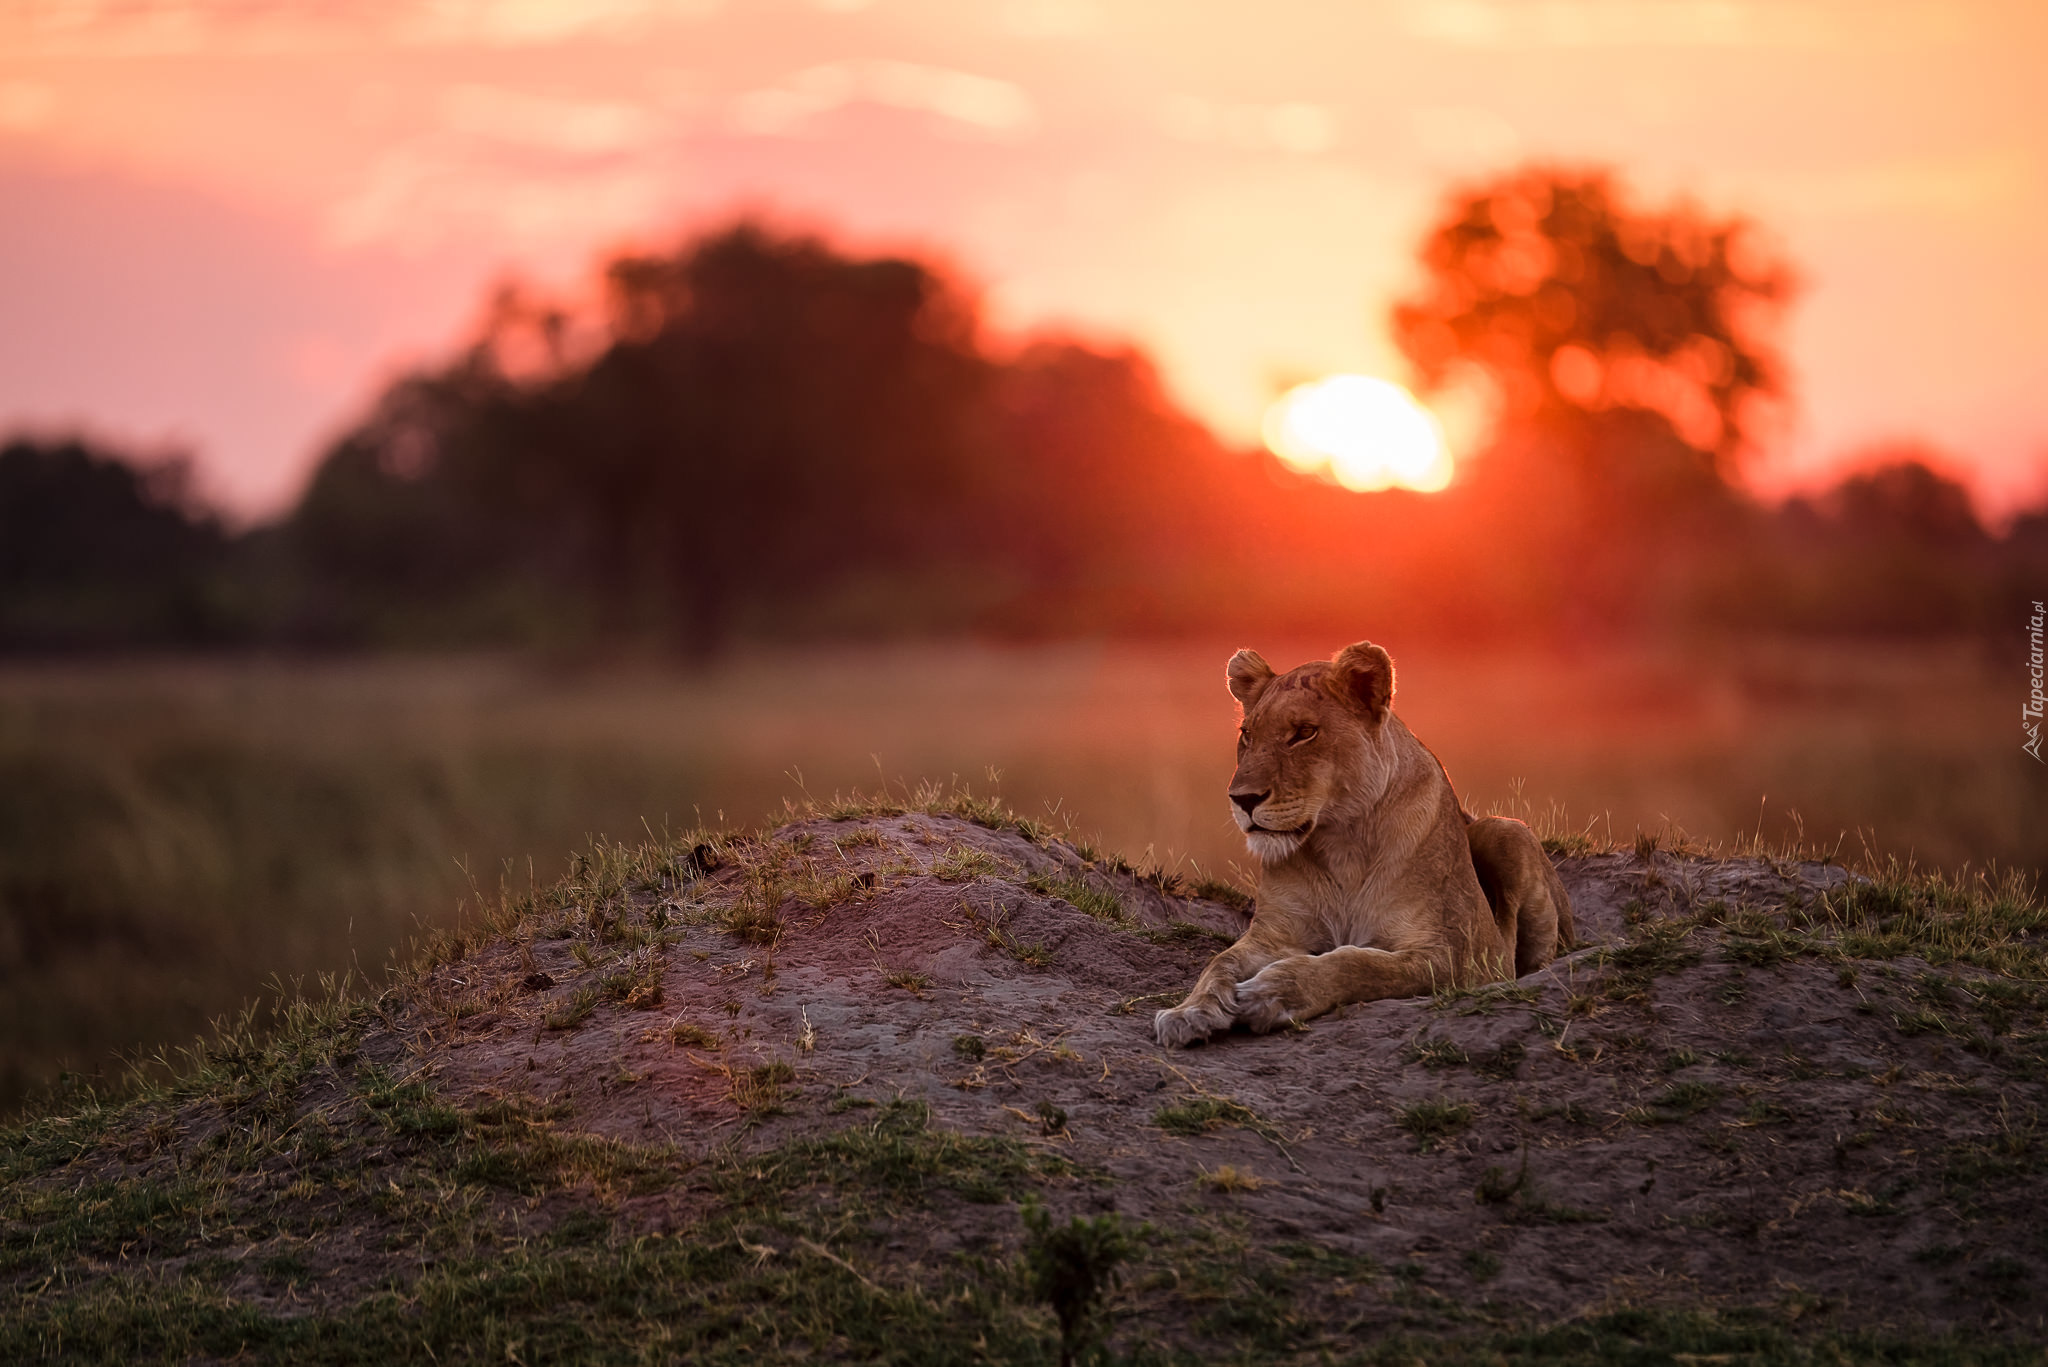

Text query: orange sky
(2, 0), (2044, 519)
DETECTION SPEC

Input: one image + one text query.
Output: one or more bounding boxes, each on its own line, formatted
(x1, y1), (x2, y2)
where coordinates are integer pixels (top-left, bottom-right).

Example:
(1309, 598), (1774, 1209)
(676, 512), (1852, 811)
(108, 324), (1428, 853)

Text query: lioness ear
(1225, 649), (1275, 707)
(1328, 641), (1394, 723)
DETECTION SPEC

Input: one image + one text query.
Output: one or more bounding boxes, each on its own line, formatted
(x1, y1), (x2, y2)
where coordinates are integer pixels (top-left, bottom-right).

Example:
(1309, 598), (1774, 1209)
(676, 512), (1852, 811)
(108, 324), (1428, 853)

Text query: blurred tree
(292, 224), (1000, 652)
(1820, 449), (1986, 547)
(10, 213), (2038, 653)
(1710, 451), (2000, 636)
(1393, 166), (1794, 482)
(576, 225), (995, 647)
(1803, 453), (1991, 633)
(0, 438), (215, 584)
(0, 438), (233, 648)
(981, 341), (1243, 627)
(294, 221), (1365, 649)
(1390, 166), (1796, 632)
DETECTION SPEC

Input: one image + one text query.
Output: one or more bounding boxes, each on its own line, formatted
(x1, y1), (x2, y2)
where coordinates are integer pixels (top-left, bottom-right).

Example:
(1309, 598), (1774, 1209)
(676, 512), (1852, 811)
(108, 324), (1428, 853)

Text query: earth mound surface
(7, 803), (2046, 1361)
(428, 814), (2034, 1322)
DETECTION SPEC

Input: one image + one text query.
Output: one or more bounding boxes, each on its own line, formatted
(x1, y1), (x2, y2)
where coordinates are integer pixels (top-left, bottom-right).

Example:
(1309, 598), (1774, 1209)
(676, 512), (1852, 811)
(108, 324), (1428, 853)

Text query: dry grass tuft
(1195, 1164), (1267, 1193)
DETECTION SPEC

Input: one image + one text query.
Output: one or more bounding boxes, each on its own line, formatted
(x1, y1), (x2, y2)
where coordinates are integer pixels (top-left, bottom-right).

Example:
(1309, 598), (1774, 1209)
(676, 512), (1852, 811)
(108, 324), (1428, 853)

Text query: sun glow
(1262, 375), (1453, 493)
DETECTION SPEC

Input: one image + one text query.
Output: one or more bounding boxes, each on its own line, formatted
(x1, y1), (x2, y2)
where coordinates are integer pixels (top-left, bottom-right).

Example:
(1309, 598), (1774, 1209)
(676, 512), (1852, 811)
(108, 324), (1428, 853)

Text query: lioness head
(1225, 641), (1397, 863)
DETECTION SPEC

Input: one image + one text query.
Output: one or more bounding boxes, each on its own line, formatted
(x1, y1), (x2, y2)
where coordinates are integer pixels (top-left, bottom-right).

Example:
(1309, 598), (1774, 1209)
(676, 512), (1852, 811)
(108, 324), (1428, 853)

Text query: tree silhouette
(1386, 167), (1798, 632)
(1820, 448), (1986, 548)
(1393, 166), (1794, 480)
(276, 209), (2042, 649)
(0, 438), (232, 648)
(292, 224), (1000, 652)
(574, 225), (994, 647)
(290, 220), (1333, 650)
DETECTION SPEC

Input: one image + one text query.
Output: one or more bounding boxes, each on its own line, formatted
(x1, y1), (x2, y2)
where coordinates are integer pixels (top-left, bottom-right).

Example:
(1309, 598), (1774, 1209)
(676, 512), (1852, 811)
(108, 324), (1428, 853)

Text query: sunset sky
(2, 0), (2044, 520)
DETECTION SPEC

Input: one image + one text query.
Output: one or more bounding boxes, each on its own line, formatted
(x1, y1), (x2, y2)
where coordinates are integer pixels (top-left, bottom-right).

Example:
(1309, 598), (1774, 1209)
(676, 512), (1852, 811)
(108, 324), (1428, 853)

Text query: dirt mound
(406, 814), (2040, 1330)
(421, 812), (1251, 1146)
(8, 805), (2045, 1360)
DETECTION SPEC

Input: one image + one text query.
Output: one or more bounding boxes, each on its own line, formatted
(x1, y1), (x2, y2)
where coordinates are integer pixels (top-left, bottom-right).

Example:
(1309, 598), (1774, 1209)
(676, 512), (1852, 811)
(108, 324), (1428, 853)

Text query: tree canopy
(0, 438), (233, 649)
(7, 191), (2036, 654)
(290, 223), (1253, 650)
(1393, 166), (1794, 477)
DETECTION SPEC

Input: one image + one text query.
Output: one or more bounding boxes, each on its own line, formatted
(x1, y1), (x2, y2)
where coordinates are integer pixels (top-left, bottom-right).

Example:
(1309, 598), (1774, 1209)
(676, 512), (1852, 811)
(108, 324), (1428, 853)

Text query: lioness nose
(1230, 791), (1267, 815)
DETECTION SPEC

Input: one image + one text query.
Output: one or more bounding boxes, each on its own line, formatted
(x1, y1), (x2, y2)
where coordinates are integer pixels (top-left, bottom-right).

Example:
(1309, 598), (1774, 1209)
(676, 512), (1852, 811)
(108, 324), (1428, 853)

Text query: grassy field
(3, 636), (2042, 1110)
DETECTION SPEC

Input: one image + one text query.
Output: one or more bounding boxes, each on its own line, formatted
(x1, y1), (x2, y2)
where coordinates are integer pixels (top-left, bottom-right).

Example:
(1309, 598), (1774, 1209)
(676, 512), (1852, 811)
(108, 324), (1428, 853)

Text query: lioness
(1154, 641), (1573, 1047)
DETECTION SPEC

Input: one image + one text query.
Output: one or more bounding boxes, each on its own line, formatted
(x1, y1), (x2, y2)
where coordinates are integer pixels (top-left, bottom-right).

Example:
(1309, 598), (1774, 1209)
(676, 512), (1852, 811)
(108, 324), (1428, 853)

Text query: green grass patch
(1154, 1095), (1275, 1141)
(4, 1046), (2032, 1366)
(1430, 980), (1542, 1015)
(1624, 1080), (1725, 1126)
(1187, 875), (1254, 913)
(724, 901), (783, 946)
(543, 984), (601, 1030)
(1591, 920), (1704, 1002)
(932, 846), (1007, 883)
(1403, 1035), (1470, 1069)
(1815, 863), (2047, 977)
(1024, 871), (1132, 927)
(731, 1061), (797, 1115)
(806, 778), (1054, 847)
(668, 1020), (721, 1049)
(3, 1097), (1089, 1365)
(1469, 1039), (1526, 1080)
(957, 900), (1055, 968)
(1396, 1097), (1476, 1151)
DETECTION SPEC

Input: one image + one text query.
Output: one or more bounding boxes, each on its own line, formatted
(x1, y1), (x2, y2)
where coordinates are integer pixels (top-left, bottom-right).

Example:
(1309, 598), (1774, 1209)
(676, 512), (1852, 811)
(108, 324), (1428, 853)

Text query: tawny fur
(1155, 641), (1575, 1048)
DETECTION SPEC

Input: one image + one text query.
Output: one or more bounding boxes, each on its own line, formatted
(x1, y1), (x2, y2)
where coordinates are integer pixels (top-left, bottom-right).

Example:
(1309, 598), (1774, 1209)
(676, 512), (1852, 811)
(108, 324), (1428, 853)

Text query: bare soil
(392, 812), (2048, 1338)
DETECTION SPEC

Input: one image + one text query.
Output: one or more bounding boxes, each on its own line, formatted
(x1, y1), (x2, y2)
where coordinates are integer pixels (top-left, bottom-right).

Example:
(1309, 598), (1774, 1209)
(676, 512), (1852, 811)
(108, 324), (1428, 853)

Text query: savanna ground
(5, 780), (2047, 1363)
(2, 634), (2041, 1117)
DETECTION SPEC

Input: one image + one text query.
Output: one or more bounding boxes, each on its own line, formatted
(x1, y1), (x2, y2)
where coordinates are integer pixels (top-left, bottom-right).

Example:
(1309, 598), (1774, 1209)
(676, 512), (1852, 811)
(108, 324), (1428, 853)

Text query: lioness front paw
(1154, 1002), (1230, 1048)
(1233, 966), (1308, 1034)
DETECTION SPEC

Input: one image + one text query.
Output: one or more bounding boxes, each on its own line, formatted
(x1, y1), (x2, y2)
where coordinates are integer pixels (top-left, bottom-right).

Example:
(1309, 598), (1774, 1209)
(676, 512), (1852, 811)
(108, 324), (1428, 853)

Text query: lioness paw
(1233, 969), (1306, 1034)
(1154, 1003), (1228, 1048)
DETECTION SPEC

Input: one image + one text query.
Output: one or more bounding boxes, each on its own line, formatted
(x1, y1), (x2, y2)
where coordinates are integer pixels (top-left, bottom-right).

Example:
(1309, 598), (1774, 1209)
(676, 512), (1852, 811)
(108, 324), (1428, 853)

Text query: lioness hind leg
(1233, 946), (1451, 1033)
(1467, 816), (1575, 976)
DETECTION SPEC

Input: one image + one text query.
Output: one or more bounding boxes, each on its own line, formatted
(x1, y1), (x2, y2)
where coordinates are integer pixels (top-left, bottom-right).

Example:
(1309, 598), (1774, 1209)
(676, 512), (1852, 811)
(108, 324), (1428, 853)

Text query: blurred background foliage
(8, 166), (2045, 655)
(4, 164), (2044, 1109)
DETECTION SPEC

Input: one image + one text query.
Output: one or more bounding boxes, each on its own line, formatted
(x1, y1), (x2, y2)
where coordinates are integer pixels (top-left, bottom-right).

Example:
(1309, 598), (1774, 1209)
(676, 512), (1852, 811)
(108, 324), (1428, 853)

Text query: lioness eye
(1289, 725), (1318, 746)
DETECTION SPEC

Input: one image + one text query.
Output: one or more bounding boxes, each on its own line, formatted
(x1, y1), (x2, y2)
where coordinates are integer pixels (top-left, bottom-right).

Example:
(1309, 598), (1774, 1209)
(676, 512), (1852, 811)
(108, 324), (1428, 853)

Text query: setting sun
(1262, 376), (1454, 493)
